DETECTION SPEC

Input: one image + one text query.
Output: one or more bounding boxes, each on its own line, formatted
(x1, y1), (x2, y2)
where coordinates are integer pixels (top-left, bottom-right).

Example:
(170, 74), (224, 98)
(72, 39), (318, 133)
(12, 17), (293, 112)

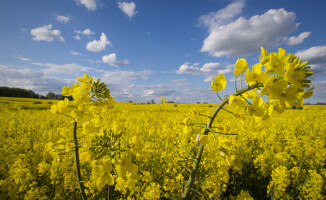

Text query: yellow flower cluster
(211, 47), (314, 122)
(50, 75), (142, 197)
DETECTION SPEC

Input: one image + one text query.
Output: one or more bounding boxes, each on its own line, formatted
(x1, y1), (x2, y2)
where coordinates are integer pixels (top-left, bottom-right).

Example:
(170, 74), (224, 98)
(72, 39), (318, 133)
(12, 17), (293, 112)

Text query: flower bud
(299, 61), (309, 68)
(299, 79), (311, 83)
(302, 66), (311, 72)
(305, 72), (314, 78)
(293, 57), (299, 64)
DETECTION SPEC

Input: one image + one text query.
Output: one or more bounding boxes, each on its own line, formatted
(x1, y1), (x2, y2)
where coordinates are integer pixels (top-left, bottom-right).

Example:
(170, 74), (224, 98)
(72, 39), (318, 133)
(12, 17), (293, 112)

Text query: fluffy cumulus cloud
(55, 15), (70, 23)
(176, 62), (233, 80)
(30, 24), (64, 42)
(287, 32), (311, 46)
(0, 65), (73, 94)
(118, 1), (137, 18)
(198, 0), (245, 30)
(102, 53), (129, 67)
(296, 46), (326, 74)
(77, 0), (99, 11)
(86, 33), (112, 52)
(201, 7), (298, 57)
(75, 29), (95, 36)
(32, 62), (91, 74)
(81, 29), (95, 36)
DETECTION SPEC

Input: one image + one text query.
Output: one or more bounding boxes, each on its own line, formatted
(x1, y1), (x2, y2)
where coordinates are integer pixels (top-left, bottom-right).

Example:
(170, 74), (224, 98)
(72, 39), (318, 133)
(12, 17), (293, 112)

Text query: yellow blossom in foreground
(259, 46), (269, 64)
(210, 74), (227, 92)
(229, 95), (246, 108)
(234, 58), (248, 76)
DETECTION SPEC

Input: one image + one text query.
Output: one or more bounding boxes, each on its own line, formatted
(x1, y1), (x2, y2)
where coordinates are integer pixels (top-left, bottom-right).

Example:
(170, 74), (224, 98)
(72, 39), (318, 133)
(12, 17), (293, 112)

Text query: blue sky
(0, 0), (325, 103)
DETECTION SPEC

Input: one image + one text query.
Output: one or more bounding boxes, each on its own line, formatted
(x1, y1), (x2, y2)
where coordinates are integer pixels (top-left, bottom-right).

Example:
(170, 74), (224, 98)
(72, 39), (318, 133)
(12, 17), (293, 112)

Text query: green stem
(235, 76), (238, 92)
(240, 74), (243, 89)
(107, 185), (111, 200)
(216, 91), (223, 102)
(73, 122), (87, 200)
(239, 93), (252, 105)
(181, 84), (262, 199)
(221, 108), (235, 115)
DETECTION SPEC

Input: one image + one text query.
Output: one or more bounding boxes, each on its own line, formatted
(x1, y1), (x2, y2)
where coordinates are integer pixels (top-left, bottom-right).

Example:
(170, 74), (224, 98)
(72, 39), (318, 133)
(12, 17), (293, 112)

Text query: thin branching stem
(199, 114), (212, 118)
(239, 94), (252, 105)
(181, 83), (262, 199)
(240, 74), (243, 89)
(73, 122), (87, 200)
(221, 108), (235, 115)
(216, 91), (223, 102)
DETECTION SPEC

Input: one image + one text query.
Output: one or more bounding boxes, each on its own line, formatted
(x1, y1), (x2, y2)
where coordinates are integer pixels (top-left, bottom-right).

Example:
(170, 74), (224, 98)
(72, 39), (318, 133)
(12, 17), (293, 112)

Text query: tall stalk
(73, 122), (87, 200)
(182, 84), (262, 199)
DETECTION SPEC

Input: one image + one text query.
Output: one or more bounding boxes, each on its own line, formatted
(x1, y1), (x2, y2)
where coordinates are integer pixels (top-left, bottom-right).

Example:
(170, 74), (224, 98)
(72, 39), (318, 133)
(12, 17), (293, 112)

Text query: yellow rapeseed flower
(233, 58), (248, 77)
(210, 74), (227, 92)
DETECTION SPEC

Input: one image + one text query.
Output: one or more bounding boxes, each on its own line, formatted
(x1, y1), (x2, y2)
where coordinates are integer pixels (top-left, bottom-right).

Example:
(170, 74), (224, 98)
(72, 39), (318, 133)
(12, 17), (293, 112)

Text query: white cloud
(118, 1), (137, 18)
(100, 70), (152, 83)
(32, 62), (91, 74)
(201, 8), (298, 57)
(30, 24), (64, 42)
(176, 62), (233, 79)
(0, 64), (222, 103)
(86, 33), (112, 52)
(102, 53), (129, 67)
(55, 15), (70, 23)
(74, 35), (81, 40)
(82, 29), (95, 36)
(71, 51), (82, 56)
(172, 78), (191, 87)
(77, 0), (99, 11)
(198, 0), (245, 30)
(20, 57), (31, 62)
(141, 84), (177, 98)
(75, 29), (95, 36)
(74, 29), (95, 40)
(288, 32), (311, 46)
(93, 70), (152, 102)
(176, 63), (201, 75)
(0, 65), (73, 94)
(296, 46), (326, 74)
(312, 80), (326, 98)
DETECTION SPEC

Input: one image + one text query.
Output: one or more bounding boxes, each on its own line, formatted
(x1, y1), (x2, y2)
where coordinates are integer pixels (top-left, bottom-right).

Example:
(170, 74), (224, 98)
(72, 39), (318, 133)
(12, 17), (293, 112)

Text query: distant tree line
(0, 86), (41, 98)
(0, 86), (69, 100)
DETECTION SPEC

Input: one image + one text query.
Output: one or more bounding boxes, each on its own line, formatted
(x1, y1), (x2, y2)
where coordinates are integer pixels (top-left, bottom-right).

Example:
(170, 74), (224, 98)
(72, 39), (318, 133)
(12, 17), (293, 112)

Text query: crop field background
(0, 97), (325, 199)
